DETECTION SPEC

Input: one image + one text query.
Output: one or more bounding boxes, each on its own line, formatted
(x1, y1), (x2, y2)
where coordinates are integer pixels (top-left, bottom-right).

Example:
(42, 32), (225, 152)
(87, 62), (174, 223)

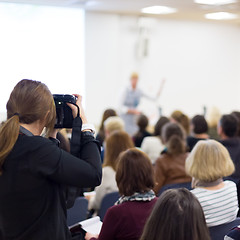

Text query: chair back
(98, 191), (120, 221)
(209, 218), (240, 240)
(67, 196), (89, 226)
(158, 181), (192, 196)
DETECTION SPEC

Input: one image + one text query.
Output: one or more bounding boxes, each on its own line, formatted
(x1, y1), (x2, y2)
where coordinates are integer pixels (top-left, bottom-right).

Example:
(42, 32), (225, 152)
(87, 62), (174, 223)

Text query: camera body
(53, 94), (76, 128)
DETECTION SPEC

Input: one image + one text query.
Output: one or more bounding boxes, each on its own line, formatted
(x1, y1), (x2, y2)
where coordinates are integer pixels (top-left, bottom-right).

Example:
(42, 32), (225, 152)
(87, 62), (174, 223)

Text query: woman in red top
(85, 148), (158, 240)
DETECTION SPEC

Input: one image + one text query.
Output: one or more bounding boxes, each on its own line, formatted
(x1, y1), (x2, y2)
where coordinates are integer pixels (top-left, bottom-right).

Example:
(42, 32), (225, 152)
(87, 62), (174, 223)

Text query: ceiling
(0, 0), (240, 24)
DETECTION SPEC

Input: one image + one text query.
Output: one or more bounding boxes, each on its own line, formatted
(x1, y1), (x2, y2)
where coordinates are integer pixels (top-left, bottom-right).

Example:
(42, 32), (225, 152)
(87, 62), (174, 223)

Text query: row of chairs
(67, 182), (240, 239)
(67, 191), (120, 226)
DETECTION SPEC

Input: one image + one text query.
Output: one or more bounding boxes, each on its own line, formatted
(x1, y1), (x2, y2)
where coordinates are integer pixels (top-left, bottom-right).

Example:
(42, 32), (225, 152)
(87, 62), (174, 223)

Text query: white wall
(85, 12), (240, 126)
(0, 3), (85, 122)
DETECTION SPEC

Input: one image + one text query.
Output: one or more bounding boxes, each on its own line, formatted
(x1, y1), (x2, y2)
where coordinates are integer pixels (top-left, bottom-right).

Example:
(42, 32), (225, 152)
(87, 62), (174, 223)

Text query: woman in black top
(0, 79), (102, 240)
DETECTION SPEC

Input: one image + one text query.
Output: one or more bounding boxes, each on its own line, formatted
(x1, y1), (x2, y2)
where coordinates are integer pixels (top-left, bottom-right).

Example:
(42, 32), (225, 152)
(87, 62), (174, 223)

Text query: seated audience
(170, 110), (190, 135)
(96, 108), (117, 146)
(85, 148), (158, 240)
(100, 116), (125, 161)
(132, 114), (151, 147)
(153, 122), (191, 195)
(88, 130), (134, 214)
(140, 188), (210, 240)
(185, 139), (238, 227)
(218, 114), (240, 181)
(187, 115), (209, 151)
(141, 116), (169, 164)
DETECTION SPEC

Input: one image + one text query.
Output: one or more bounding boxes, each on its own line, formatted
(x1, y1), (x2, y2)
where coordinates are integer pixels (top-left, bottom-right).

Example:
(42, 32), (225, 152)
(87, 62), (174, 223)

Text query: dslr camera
(53, 94), (77, 128)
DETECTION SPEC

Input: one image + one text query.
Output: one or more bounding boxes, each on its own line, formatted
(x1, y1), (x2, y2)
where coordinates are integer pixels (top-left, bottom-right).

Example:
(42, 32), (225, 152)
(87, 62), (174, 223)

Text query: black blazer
(0, 117), (102, 240)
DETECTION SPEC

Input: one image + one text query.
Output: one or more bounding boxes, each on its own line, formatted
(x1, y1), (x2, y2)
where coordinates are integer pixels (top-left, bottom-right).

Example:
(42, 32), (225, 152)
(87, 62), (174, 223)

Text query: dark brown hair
(161, 122), (186, 155)
(191, 115), (208, 134)
(137, 114), (149, 131)
(140, 188), (210, 240)
(153, 116), (169, 136)
(0, 79), (56, 175)
(99, 108), (117, 132)
(103, 130), (134, 171)
(116, 148), (154, 196)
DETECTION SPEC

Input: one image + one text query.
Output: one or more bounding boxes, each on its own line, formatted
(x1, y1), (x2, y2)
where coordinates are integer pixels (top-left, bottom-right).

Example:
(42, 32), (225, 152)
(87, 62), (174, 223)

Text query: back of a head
(140, 188), (210, 240)
(116, 148), (154, 196)
(104, 116), (125, 135)
(103, 130), (134, 171)
(161, 122), (186, 155)
(191, 115), (208, 134)
(220, 114), (238, 138)
(99, 108), (117, 131)
(185, 139), (235, 182)
(154, 116), (169, 136)
(0, 79), (56, 175)
(170, 110), (190, 135)
(137, 114), (149, 132)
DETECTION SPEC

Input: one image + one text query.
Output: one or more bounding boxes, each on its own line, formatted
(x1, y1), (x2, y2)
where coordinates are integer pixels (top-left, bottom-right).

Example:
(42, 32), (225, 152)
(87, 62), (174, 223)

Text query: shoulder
(102, 166), (116, 176)
(18, 135), (54, 149)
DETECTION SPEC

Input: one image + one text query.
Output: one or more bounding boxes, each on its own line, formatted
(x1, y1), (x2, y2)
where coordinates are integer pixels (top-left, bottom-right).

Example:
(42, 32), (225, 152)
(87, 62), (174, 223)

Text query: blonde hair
(185, 139), (235, 182)
(0, 79), (56, 175)
(130, 72), (139, 79)
(104, 116), (125, 134)
(103, 130), (134, 171)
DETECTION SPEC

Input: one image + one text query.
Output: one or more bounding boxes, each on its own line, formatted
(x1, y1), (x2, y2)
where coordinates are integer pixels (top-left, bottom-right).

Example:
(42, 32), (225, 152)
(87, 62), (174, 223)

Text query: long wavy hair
(0, 79), (56, 175)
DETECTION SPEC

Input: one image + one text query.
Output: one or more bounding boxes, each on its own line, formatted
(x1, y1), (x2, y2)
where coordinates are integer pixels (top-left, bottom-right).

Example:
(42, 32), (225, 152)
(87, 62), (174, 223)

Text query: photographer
(0, 79), (102, 240)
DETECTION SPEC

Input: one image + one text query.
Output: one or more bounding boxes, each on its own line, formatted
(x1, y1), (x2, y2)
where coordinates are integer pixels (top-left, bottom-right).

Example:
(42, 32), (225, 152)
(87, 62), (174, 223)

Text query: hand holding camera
(53, 94), (88, 129)
(67, 94), (88, 124)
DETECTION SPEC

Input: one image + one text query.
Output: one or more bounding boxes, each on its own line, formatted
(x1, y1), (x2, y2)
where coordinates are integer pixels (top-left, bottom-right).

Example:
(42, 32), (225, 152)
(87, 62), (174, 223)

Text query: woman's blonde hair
(0, 79), (56, 175)
(185, 139), (235, 182)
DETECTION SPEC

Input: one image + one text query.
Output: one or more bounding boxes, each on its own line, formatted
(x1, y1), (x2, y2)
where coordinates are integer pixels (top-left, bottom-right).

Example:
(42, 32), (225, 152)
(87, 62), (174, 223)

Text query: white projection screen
(0, 3), (85, 121)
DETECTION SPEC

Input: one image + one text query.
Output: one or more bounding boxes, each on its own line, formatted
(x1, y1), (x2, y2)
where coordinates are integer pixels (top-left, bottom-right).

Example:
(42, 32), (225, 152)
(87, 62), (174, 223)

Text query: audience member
(103, 116), (125, 138)
(85, 148), (158, 240)
(206, 106), (221, 140)
(132, 114), (151, 147)
(186, 139), (238, 227)
(0, 79), (102, 240)
(140, 188), (210, 240)
(218, 114), (240, 181)
(100, 116), (125, 161)
(170, 110), (190, 135)
(187, 115), (209, 151)
(231, 111), (240, 137)
(153, 122), (191, 195)
(88, 130), (134, 214)
(96, 108), (117, 146)
(141, 116), (169, 164)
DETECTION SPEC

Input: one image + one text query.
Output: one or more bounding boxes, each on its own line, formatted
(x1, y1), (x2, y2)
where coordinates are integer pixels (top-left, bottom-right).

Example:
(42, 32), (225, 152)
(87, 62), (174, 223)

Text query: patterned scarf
(115, 190), (156, 205)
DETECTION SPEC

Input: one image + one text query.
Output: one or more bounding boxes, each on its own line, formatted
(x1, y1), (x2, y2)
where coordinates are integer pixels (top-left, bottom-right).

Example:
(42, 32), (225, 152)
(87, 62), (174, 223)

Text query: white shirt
(141, 136), (165, 164)
(88, 166), (118, 211)
(191, 180), (239, 227)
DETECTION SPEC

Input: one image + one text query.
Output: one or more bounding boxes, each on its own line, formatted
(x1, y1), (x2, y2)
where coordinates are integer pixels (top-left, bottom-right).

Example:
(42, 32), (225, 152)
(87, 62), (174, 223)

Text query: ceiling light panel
(194, 0), (237, 5)
(141, 5), (177, 15)
(205, 11), (238, 19)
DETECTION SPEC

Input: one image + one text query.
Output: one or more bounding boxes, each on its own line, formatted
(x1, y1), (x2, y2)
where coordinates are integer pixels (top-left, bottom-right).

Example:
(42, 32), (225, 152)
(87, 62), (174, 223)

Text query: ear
(217, 124), (223, 136)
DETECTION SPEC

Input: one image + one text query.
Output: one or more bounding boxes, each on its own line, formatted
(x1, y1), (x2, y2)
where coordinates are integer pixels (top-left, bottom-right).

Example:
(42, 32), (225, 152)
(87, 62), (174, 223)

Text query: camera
(53, 94), (77, 128)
